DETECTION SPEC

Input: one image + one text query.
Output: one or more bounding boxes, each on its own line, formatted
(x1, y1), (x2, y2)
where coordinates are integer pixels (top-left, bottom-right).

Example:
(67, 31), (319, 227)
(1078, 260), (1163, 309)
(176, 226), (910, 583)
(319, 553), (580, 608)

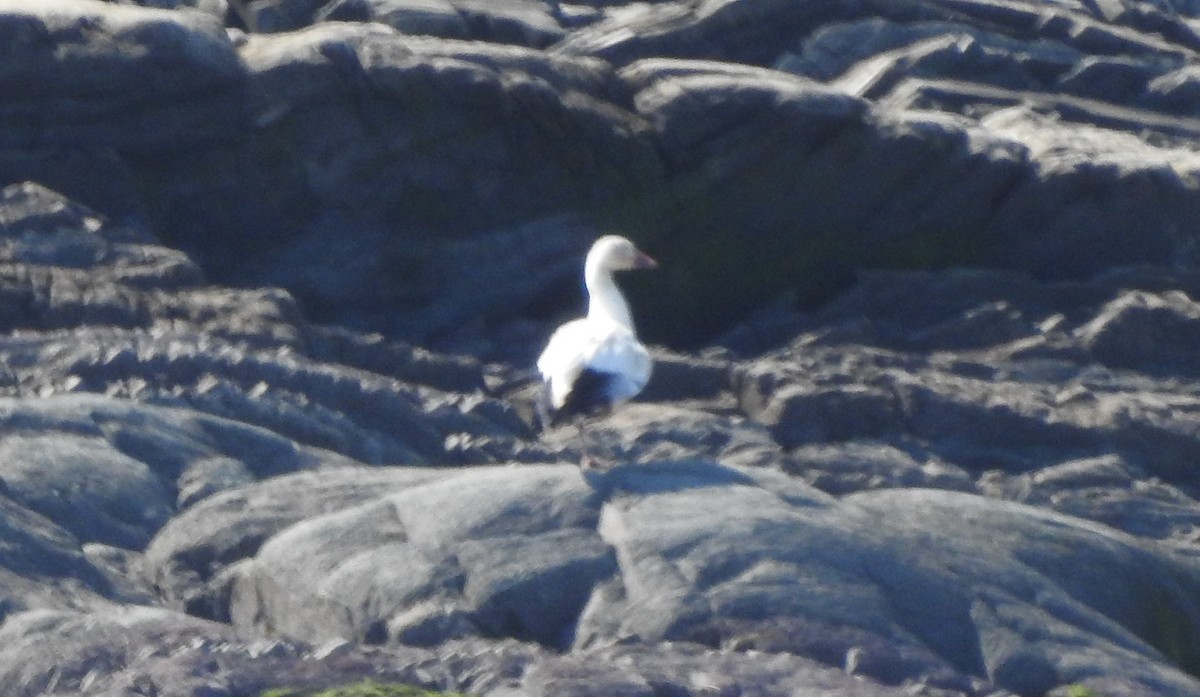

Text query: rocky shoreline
(4, 1), (1200, 696)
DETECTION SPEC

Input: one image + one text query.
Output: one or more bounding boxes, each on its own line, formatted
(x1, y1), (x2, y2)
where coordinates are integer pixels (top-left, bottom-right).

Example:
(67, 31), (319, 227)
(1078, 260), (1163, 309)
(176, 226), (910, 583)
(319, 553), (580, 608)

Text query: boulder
(0, 604), (491, 697)
(0, 394), (356, 543)
(319, 0), (567, 48)
(729, 267), (1200, 493)
(0, 0), (246, 153)
(1076, 289), (1200, 376)
(539, 402), (784, 468)
(553, 0), (935, 68)
(0, 182), (523, 466)
(142, 460), (1200, 696)
(10, 0), (1200, 353)
(978, 454), (1200, 543)
(0, 494), (114, 621)
(144, 466), (448, 619)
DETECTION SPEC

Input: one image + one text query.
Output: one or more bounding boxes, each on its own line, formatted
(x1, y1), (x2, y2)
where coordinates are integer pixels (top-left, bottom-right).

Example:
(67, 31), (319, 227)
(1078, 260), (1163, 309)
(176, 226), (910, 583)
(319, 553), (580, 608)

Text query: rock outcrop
(3, 1), (1200, 696)
(8, 0), (1200, 357)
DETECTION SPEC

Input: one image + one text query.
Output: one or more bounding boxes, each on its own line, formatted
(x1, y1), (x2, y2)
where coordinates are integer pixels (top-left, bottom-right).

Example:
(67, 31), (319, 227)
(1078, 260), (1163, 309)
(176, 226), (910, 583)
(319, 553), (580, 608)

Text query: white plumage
(537, 236), (656, 456)
(538, 317), (651, 411)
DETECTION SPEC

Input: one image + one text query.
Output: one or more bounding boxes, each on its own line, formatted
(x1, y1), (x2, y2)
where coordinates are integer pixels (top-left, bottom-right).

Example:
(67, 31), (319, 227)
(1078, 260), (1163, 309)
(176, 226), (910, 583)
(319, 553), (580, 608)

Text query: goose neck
(585, 266), (635, 331)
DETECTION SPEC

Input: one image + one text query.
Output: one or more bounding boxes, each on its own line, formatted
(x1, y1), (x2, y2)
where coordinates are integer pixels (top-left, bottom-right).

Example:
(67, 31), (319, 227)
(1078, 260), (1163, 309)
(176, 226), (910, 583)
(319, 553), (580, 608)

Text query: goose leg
(577, 421), (593, 468)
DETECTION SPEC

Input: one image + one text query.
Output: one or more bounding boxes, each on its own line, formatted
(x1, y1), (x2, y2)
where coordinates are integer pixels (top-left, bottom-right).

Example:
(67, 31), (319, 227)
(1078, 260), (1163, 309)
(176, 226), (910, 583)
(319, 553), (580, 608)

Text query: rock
(0, 184), (527, 466)
(275, 214), (598, 359)
(639, 349), (732, 402)
(226, 464), (612, 646)
(130, 23), (664, 353)
(0, 606), (237, 697)
(755, 382), (900, 448)
(617, 55), (1200, 345)
(0, 182), (108, 238)
(0, 427), (175, 549)
(320, 0), (567, 48)
(786, 441), (976, 495)
(553, 0), (934, 68)
(0, 494), (114, 619)
(730, 267), (1200, 488)
(245, 0), (335, 31)
(144, 466), (448, 619)
(0, 604), (493, 697)
(9, 0), (1200, 694)
(1076, 289), (1200, 376)
(137, 0), (231, 22)
(0, 162), (145, 230)
(538, 402), (783, 468)
(979, 454), (1200, 543)
(0, 394), (355, 544)
(0, 0), (246, 153)
(777, 18), (1081, 88)
(173, 461), (1200, 696)
(518, 643), (925, 697)
(82, 543), (159, 605)
(1144, 64), (1200, 113)
(8, 0), (1200, 354)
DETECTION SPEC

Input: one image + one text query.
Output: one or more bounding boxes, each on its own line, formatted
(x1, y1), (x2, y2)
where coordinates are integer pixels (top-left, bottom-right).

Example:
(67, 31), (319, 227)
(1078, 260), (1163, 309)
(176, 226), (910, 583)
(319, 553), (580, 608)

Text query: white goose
(537, 235), (657, 465)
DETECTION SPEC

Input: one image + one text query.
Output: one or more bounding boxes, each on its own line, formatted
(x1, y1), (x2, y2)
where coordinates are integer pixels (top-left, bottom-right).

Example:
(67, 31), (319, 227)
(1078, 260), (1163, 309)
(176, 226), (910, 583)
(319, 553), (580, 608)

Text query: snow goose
(537, 235), (657, 465)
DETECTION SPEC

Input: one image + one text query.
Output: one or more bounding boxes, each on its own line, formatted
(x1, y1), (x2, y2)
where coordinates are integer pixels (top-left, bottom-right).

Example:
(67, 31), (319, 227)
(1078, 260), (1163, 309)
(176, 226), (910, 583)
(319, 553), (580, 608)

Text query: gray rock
(777, 18), (1081, 86)
(0, 604), (494, 697)
(0, 0), (246, 152)
(0, 148), (147, 225)
(10, 0), (1200, 355)
(9, 1), (1200, 695)
(244, 0), (334, 31)
(786, 441), (976, 495)
(0, 394), (348, 546)
(135, 24), (663, 351)
(854, 489), (1200, 697)
(539, 403), (784, 468)
(726, 266), (1200, 495)
(0, 493), (114, 619)
(135, 0), (230, 21)
(145, 466), (448, 620)
(0, 184), (522, 466)
(0, 606), (237, 697)
(1076, 289), (1200, 376)
(553, 0), (934, 68)
(227, 464), (610, 646)
(1144, 64), (1200, 113)
(517, 642), (926, 697)
(82, 543), (158, 604)
(274, 214), (597, 359)
(320, 0), (567, 48)
(614, 54), (1200, 345)
(199, 461), (1200, 696)
(979, 454), (1200, 545)
(0, 428), (175, 549)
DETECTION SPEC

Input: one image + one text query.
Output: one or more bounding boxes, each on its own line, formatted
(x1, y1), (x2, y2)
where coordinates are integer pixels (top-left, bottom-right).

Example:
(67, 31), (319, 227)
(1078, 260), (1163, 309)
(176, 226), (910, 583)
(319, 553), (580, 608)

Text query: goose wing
(537, 318), (651, 411)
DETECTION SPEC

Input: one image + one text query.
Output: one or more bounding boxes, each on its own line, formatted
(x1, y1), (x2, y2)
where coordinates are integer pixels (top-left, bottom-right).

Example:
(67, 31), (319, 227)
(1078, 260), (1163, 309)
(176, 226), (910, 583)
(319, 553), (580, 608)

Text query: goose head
(587, 235), (657, 275)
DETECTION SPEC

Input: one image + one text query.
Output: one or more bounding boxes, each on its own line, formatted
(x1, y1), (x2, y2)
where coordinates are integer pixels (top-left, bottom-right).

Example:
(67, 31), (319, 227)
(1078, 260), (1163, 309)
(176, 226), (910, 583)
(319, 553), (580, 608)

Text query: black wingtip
(548, 368), (617, 427)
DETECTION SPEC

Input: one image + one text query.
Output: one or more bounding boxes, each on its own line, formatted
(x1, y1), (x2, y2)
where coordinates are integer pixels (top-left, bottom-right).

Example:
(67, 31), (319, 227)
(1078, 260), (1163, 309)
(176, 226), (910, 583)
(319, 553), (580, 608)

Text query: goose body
(537, 235), (656, 431)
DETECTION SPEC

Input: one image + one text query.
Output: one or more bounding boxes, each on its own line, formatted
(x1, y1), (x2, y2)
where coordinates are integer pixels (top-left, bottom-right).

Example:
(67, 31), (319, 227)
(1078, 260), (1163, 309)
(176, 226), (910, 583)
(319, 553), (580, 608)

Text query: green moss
(1065, 685), (1102, 697)
(259, 680), (475, 697)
